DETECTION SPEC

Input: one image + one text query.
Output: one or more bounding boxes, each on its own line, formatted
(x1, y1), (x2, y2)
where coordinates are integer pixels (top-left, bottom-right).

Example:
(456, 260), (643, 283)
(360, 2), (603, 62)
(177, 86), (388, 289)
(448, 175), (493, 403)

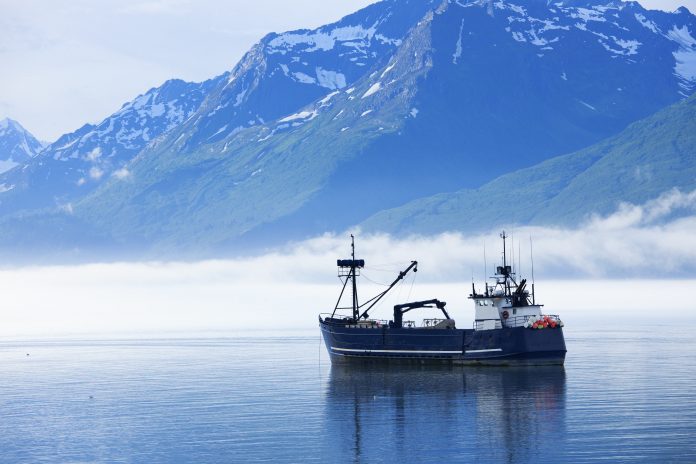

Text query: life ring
(501, 310), (509, 320)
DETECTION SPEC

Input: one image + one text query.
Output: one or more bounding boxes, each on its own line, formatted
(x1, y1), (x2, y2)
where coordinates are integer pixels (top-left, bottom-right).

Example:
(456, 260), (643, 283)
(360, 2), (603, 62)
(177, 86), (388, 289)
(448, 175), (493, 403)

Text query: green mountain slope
(361, 93), (696, 234)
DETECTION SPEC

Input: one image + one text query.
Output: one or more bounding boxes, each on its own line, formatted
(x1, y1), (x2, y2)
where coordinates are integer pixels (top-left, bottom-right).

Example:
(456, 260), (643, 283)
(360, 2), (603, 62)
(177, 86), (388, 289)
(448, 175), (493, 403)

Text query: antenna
(511, 230), (515, 275)
(500, 230), (510, 295)
(518, 240), (522, 278)
(483, 239), (487, 279)
(500, 230), (507, 269)
(351, 234), (358, 319)
(483, 239), (489, 296)
(529, 235), (536, 305)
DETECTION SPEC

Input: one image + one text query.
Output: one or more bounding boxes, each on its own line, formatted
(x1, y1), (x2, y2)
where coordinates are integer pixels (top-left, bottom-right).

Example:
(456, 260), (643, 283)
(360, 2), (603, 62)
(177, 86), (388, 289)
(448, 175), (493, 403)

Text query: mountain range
(0, 0), (695, 260)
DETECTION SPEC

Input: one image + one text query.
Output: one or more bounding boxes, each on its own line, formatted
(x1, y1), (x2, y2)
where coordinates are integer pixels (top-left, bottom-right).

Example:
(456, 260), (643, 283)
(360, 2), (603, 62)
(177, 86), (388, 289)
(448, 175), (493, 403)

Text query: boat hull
(319, 319), (566, 366)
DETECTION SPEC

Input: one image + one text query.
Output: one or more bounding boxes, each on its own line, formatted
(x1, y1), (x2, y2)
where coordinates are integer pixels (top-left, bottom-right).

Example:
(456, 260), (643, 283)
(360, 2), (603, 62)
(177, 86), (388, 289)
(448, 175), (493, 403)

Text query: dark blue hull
(319, 320), (566, 366)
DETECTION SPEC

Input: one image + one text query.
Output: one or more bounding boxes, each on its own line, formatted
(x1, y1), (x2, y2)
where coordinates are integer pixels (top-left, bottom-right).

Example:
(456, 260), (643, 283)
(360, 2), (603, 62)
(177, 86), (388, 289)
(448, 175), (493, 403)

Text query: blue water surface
(0, 322), (694, 463)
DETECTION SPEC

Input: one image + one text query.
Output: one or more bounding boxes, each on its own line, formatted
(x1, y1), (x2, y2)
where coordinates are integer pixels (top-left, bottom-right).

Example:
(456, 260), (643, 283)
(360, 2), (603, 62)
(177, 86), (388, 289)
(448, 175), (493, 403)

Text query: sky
(0, 0), (694, 142)
(0, 0), (375, 141)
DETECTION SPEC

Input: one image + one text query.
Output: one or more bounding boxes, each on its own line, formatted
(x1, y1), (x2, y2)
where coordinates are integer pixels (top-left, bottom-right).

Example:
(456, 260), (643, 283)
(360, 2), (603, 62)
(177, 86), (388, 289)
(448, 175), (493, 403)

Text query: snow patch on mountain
(234, 90), (247, 107)
(599, 37), (641, 56)
(323, 90), (341, 104)
(453, 19), (465, 64)
(674, 50), (696, 83)
(0, 160), (19, 174)
(267, 24), (381, 53)
(315, 68), (347, 90)
(667, 25), (696, 49)
(572, 7), (607, 23)
(635, 13), (660, 33)
(579, 100), (597, 111)
(362, 82), (382, 98)
(279, 110), (318, 123)
(666, 25), (696, 89)
(485, 1), (658, 61)
(381, 61), (398, 78)
(292, 72), (316, 84)
(613, 38), (641, 55)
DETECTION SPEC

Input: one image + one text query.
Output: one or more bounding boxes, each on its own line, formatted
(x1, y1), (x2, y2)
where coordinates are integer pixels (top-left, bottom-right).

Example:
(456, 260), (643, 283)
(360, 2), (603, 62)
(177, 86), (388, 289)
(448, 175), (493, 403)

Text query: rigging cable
(406, 268), (417, 302)
(360, 271), (391, 286)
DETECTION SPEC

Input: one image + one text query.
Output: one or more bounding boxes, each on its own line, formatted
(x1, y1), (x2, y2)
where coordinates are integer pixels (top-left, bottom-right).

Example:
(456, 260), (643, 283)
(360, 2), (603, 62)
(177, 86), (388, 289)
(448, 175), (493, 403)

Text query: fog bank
(3, 191), (696, 338)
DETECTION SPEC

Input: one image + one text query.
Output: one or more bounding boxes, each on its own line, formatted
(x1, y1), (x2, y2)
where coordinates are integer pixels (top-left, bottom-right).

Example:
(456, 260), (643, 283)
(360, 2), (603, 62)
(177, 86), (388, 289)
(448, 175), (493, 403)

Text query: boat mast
(501, 230), (510, 296)
(351, 234), (359, 320)
(333, 236), (416, 321)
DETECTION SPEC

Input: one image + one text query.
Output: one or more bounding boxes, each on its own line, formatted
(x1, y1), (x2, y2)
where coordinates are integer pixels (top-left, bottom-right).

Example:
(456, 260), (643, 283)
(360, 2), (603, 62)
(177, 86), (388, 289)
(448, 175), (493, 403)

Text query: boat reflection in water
(322, 365), (566, 463)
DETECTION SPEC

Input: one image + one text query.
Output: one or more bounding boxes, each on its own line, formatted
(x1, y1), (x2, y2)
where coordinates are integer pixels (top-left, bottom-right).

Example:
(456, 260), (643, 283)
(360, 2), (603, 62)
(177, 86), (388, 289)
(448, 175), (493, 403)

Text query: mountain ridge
(0, 118), (45, 175)
(0, 0), (695, 259)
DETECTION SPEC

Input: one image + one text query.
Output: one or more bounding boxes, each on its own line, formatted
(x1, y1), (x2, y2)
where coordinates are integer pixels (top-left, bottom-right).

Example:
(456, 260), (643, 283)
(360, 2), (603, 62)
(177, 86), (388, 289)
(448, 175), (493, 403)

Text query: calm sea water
(0, 322), (695, 463)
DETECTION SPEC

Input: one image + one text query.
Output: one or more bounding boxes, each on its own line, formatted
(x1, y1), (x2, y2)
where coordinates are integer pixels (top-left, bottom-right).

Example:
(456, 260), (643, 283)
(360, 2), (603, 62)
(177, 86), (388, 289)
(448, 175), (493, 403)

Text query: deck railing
(319, 314), (390, 328)
(474, 314), (562, 330)
(422, 318), (446, 328)
(320, 314), (417, 329)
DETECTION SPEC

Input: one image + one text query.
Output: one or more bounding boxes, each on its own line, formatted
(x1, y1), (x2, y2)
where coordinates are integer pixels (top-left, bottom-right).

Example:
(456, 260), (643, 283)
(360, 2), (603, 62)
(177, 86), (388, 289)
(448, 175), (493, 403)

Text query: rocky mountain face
(179, 0), (439, 149)
(0, 0), (695, 259)
(0, 78), (219, 214)
(0, 118), (44, 175)
(244, 0), (696, 237)
(0, 0), (435, 219)
(361, 92), (696, 235)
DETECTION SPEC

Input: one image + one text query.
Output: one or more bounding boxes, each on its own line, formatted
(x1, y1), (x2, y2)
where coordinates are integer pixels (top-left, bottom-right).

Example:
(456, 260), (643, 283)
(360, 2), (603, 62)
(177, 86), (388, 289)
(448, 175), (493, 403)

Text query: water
(0, 322), (694, 463)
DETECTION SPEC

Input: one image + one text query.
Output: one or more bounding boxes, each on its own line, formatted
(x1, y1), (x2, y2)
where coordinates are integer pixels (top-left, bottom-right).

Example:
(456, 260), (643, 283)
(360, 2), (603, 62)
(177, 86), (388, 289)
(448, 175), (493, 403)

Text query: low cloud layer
(280, 188), (696, 281)
(1, 190), (695, 337)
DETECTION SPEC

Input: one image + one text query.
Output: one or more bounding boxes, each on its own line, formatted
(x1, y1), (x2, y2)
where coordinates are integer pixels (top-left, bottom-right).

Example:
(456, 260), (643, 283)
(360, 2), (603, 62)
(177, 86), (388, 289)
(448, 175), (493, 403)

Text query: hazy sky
(0, 0), (694, 141)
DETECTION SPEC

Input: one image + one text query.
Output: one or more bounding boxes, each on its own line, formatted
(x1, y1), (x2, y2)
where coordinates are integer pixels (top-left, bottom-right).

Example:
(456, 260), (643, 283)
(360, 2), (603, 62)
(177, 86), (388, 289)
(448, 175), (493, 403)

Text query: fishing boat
(318, 232), (566, 365)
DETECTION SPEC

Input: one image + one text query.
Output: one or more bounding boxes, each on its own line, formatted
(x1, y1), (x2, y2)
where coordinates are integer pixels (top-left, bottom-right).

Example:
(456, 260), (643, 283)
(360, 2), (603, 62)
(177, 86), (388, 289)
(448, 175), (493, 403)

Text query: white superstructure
(469, 231), (543, 330)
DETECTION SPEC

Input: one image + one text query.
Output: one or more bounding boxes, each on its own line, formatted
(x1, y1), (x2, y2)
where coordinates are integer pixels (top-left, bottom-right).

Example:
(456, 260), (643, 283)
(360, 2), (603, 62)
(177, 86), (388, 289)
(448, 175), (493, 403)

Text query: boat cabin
(469, 232), (542, 329)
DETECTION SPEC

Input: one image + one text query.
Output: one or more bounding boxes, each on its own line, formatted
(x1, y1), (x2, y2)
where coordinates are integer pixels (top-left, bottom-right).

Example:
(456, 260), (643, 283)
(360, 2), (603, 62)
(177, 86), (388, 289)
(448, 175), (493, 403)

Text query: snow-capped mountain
(72, 0), (696, 249)
(0, 0), (435, 218)
(1, 0), (696, 258)
(0, 78), (218, 213)
(252, 0), (696, 226)
(0, 118), (44, 175)
(175, 0), (438, 148)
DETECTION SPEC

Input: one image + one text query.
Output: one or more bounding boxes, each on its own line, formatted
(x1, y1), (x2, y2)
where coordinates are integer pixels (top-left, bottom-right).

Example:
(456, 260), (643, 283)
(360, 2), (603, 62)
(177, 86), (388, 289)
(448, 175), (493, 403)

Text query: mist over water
(2, 206), (695, 462)
(1, 265), (693, 338)
(2, 221), (696, 338)
(3, 190), (696, 336)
